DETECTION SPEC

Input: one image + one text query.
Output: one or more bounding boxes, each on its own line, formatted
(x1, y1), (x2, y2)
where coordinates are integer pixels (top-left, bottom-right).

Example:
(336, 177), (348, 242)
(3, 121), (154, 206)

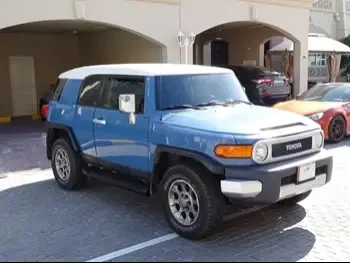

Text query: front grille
(272, 137), (313, 158)
(281, 164), (327, 186)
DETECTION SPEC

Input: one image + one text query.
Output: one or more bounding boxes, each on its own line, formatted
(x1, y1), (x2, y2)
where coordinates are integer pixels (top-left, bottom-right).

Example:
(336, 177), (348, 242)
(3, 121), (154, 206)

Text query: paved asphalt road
(0, 120), (349, 261)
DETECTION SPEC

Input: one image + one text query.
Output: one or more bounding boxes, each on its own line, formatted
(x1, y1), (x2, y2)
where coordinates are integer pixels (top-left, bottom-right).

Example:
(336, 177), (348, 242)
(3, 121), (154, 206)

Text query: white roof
(59, 63), (232, 79)
(269, 33), (350, 55)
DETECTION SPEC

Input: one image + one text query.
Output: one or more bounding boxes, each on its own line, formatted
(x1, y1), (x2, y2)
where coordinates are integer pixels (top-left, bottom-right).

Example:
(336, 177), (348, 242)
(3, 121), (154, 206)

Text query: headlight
(253, 143), (269, 163)
(308, 112), (324, 121)
(314, 131), (324, 148)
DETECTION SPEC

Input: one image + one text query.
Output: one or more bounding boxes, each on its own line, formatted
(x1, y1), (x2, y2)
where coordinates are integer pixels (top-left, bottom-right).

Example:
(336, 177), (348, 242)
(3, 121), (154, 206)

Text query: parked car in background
(273, 83), (350, 143)
(39, 84), (55, 120)
(46, 64), (332, 240)
(223, 64), (291, 106)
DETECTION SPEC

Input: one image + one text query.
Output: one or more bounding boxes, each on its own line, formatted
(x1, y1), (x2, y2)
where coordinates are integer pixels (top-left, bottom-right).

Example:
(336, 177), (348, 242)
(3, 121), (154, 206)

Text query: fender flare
(152, 145), (225, 177)
(46, 122), (80, 159)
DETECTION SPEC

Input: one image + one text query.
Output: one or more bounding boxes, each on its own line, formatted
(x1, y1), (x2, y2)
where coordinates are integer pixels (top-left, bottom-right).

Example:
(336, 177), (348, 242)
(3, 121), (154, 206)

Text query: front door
(9, 56), (37, 116)
(93, 76), (150, 176)
(211, 40), (228, 66)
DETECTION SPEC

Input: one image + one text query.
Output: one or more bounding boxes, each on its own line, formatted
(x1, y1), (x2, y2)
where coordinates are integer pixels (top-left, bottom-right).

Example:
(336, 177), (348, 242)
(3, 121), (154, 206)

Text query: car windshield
(156, 73), (249, 110)
(298, 84), (350, 102)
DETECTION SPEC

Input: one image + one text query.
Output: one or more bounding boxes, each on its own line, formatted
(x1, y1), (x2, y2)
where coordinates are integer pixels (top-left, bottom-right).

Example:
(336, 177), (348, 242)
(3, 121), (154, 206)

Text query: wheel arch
(46, 122), (80, 160)
(150, 145), (225, 195)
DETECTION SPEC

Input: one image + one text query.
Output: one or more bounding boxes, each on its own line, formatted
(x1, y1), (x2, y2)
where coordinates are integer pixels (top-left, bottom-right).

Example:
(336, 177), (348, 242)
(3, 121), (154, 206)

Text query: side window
(51, 78), (67, 101)
(79, 76), (103, 107)
(103, 77), (145, 114)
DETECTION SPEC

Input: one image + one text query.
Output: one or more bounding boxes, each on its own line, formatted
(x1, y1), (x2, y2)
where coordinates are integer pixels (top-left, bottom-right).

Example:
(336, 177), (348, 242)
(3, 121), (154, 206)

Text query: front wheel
(160, 164), (225, 240)
(328, 115), (346, 143)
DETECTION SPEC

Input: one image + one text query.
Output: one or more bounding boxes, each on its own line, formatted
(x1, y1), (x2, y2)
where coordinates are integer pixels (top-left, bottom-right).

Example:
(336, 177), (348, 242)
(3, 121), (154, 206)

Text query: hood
(161, 104), (317, 135)
(273, 100), (344, 115)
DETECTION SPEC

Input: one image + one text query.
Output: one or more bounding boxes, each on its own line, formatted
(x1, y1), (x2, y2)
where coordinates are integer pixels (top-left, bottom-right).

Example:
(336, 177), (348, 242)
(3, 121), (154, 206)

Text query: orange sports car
(273, 83), (350, 143)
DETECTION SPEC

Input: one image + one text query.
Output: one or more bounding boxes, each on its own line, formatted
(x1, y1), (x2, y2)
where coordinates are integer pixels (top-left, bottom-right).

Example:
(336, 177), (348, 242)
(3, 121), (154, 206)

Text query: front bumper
(220, 148), (332, 205)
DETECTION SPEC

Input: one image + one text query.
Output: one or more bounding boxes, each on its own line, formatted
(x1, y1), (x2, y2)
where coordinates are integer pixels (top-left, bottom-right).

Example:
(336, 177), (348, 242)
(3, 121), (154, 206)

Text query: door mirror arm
(119, 94), (136, 125)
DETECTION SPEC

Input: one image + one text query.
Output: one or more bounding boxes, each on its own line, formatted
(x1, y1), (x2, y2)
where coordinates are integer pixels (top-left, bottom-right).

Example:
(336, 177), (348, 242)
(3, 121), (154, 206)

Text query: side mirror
(119, 94), (136, 125)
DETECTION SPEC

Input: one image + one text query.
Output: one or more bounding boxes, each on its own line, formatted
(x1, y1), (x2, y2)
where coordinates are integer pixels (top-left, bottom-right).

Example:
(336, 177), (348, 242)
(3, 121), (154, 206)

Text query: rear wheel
(51, 138), (87, 190)
(328, 115), (346, 143)
(160, 164), (225, 240)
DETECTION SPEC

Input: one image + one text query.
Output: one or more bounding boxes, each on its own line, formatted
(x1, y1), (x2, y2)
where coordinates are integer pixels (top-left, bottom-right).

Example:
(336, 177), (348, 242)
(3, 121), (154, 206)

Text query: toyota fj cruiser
(46, 64), (333, 240)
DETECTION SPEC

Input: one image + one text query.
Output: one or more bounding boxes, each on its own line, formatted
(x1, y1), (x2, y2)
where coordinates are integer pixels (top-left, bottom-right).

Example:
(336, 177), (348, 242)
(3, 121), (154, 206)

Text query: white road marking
(86, 207), (266, 262)
(86, 233), (179, 262)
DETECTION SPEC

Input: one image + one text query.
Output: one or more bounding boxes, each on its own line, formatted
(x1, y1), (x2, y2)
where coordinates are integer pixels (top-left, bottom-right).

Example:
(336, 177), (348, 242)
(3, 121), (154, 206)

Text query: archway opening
(192, 21), (302, 101)
(193, 21), (297, 67)
(0, 20), (165, 119)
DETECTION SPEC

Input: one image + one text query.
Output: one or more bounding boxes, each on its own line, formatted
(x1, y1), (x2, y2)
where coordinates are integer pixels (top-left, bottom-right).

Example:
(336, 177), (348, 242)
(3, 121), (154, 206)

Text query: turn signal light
(214, 145), (253, 158)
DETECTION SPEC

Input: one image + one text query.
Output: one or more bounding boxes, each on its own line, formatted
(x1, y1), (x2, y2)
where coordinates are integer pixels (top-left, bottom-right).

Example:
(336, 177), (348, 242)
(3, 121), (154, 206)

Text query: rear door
(74, 75), (104, 159)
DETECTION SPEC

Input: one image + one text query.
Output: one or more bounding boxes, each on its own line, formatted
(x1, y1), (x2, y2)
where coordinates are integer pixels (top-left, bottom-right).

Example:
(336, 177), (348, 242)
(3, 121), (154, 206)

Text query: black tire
(51, 138), (87, 190)
(278, 190), (312, 206)
(160, 163), (226, 240)
(328, 115), (346, 143)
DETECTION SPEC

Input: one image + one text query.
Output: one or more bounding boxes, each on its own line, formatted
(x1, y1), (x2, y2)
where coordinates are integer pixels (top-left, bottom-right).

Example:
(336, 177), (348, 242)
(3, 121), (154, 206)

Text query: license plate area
(273, 79), (285, 87)
(297, 162), (316, 183)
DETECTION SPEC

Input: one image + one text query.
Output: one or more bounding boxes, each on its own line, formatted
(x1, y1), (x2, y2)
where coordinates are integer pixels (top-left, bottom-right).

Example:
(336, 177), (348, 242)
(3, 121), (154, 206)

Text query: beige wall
(0, 33), (80, 116)
(0, 0), (312, 115)
(195, 26), (282, 65)
(0, 29), (162, 117)
(78, 29), (162, 66)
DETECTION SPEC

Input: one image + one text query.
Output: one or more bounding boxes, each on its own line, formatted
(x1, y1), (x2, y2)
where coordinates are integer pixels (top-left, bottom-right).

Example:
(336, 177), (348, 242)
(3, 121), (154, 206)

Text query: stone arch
(0, 0), (171, 47)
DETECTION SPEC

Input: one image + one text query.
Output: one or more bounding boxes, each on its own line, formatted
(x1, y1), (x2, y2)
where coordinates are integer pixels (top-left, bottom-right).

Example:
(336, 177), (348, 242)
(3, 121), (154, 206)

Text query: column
(293, 39), (309, 96)
(335, 0), (347, 39)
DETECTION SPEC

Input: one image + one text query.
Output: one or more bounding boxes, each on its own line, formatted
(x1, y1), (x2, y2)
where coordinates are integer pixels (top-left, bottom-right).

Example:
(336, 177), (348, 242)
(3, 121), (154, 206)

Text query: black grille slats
(272, 137), (313, 158)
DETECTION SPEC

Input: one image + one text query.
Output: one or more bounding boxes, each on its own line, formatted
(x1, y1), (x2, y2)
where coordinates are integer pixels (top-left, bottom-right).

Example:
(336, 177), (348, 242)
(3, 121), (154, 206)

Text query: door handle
(93, 118), (106, 125)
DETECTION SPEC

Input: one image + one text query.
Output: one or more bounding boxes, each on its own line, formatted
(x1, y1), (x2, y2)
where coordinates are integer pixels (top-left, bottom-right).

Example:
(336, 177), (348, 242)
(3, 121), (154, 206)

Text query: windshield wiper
(225, 99), (252, 105)
(162, 104), (200, 110)
(195, 100), (228, 107)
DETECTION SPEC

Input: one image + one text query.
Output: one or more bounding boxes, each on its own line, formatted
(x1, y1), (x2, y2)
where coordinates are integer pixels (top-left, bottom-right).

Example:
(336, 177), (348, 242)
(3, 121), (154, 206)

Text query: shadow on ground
(116, 202), (315, 262)
(324, 137), (350, 151)
(0, 177), (166, 261)
(0, 120), (49, 174)
(0, 175), (316, 262)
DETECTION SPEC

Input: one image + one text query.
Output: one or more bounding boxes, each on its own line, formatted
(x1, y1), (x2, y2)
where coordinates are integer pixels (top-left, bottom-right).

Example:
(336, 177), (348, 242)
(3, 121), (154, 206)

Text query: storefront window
(308, 53), (327, 67)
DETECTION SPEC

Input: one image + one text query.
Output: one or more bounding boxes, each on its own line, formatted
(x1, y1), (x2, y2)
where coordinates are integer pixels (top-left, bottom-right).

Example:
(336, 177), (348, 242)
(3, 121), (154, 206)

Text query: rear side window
(51, 78), (67, 101)
(78, 76), (103, 107)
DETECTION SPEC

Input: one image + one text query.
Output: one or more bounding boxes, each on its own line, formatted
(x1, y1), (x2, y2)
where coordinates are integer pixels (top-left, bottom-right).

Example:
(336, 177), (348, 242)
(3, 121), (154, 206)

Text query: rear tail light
(252, 78), (273, 85)
(41, 104), (49, 118)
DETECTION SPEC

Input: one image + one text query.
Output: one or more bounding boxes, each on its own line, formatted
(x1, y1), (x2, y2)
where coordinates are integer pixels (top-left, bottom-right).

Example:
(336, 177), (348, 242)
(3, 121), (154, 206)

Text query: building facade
(0, 0), (312, 119)
(267, 0), (350, 83)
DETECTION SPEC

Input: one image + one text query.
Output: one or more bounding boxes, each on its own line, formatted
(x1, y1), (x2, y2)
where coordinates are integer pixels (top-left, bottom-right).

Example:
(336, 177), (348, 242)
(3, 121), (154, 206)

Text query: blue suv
(46, 64), (333, 240)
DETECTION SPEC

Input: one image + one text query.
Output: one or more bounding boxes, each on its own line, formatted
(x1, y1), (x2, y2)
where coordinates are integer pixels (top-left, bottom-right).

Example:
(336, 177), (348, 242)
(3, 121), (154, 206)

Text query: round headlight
(315, 131), (324, 148)
(253, 143), (269, 163)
